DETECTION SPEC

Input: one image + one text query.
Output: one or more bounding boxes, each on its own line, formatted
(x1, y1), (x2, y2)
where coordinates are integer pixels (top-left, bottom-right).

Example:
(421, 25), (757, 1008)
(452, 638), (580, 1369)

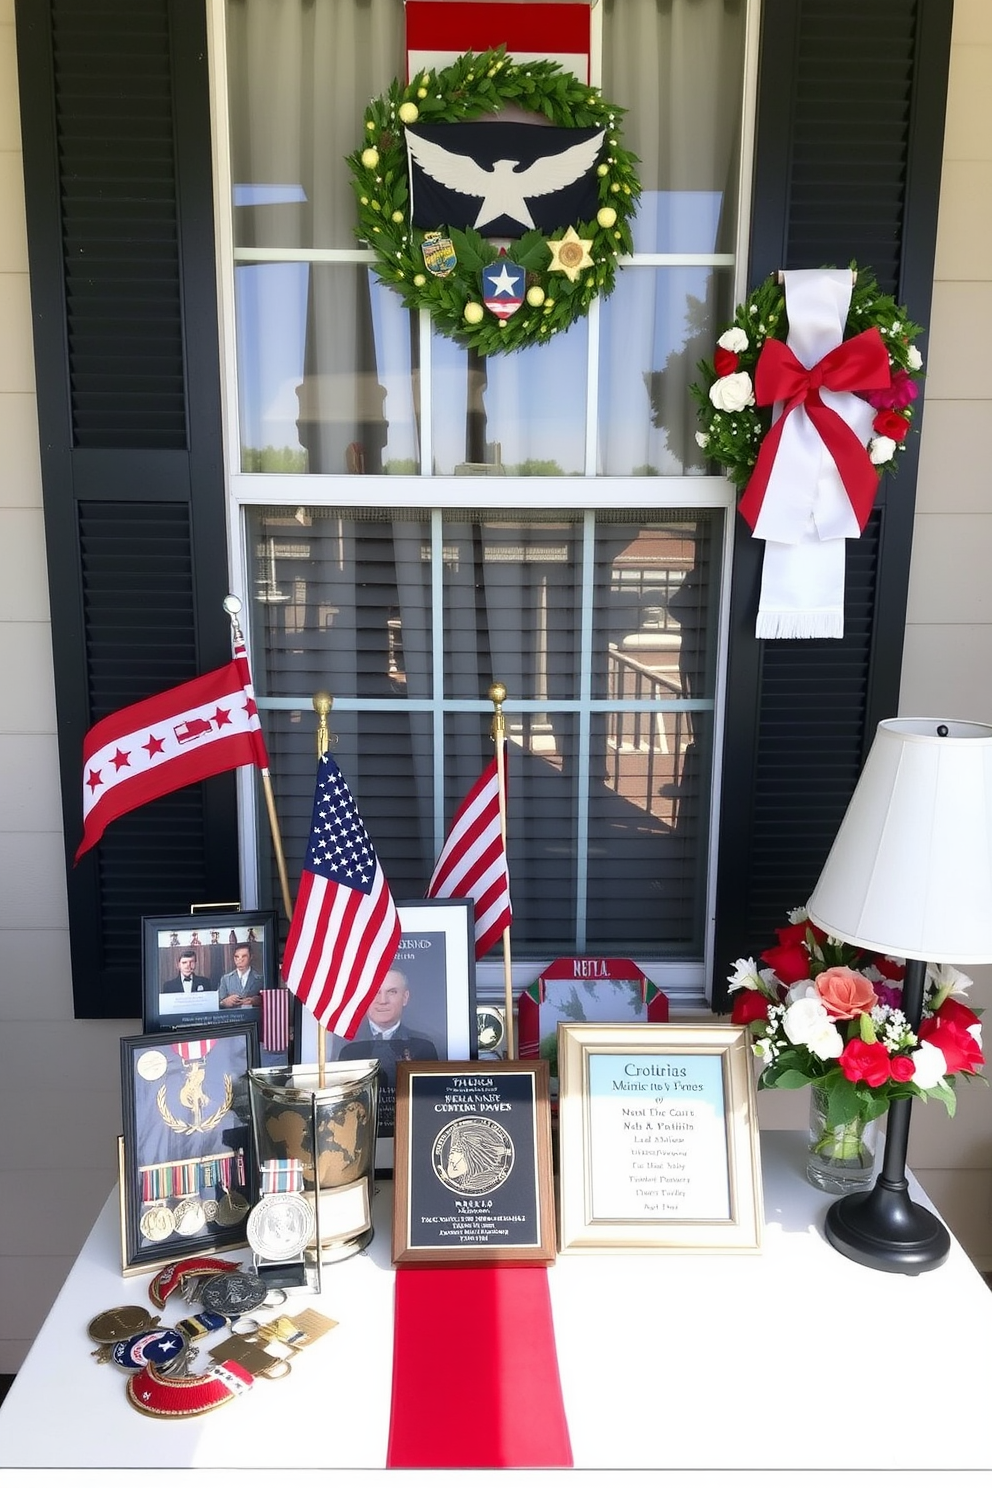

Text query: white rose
(869, 436), (896, 465)
(807, 1021), (844, 1060)
(907, 345), (923, 371)
(911, 1040), (947, 1090)
(782, 996), (837, 1053)
(709, 372), (754, 413)
(694, 431), (710, 449)
(718, 326), (749, 354)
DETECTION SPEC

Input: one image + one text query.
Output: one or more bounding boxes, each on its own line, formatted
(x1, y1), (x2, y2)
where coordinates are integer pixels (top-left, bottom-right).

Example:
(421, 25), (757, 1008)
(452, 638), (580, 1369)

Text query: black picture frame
(141, 910), (299, 1067)
(119, 1022), (260, 1275)
(392, 1061), (556, 1267)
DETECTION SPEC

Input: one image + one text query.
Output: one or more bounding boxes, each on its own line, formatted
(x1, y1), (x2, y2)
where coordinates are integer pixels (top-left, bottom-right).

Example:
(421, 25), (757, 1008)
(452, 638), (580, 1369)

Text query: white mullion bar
(573, 511), (597, 948)
(584, 296), (600, 477)
(431, 508), (446, 852)
(419, 311), (434, 476)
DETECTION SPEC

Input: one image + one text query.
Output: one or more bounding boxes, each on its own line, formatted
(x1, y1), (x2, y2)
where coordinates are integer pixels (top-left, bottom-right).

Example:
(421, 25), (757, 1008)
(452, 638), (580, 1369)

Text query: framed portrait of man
(298, 899), (476, 1170)
(141, 910), (299, 1067)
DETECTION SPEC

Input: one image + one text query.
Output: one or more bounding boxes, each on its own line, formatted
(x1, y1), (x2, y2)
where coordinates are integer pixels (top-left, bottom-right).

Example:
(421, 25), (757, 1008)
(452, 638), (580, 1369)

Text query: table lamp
(805, 717), (992, 1273)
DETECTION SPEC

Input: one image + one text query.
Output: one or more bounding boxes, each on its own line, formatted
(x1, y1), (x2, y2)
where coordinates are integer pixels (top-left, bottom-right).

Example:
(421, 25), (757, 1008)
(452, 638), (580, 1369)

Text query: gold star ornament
(547, 226), (594, 283)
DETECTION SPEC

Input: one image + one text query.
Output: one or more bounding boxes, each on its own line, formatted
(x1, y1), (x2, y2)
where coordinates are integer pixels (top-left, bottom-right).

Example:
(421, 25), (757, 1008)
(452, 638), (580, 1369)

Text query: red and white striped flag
(405, 1), (591, 81)
(427, 750), (512, 958)
(281, 753), (401, 1038)
(75, 635), (269, 862)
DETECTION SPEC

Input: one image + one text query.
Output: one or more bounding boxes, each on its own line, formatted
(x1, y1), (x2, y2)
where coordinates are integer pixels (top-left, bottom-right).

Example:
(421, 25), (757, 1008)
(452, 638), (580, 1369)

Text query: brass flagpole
(488, 682), (515, 1060)
(222, 596), (294, 925)
(312, 689), (335, 1086)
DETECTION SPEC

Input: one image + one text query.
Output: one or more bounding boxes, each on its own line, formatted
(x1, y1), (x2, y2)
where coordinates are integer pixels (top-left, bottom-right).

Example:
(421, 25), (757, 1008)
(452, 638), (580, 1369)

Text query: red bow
(737, 326), (892, 533)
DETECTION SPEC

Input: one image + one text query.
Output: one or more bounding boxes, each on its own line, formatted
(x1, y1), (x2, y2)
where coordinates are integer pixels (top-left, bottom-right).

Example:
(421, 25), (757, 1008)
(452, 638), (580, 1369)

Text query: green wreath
(347, 47), (641, 355)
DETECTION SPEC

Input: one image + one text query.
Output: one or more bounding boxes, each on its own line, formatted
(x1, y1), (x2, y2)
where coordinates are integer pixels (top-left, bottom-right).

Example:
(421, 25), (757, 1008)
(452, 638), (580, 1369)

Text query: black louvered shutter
(711, 0), (952, 1006)
(17, 0), (237, 1018)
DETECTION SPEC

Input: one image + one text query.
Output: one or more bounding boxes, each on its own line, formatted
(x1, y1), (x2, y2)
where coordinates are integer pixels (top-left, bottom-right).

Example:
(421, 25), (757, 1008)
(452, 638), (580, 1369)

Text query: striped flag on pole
(427, 750), (512, 958)
(282, 753), (401, 1038)
(75, 633), (269, 863)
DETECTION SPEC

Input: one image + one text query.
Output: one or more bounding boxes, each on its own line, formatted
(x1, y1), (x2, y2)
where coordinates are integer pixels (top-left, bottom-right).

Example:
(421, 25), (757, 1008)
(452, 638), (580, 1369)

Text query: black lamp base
(825, 1177), (950, 1275)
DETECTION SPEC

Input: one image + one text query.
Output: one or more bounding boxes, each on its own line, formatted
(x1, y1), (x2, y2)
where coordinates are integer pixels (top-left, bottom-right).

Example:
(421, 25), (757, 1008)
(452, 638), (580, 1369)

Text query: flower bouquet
(730, 908), (984, 1187)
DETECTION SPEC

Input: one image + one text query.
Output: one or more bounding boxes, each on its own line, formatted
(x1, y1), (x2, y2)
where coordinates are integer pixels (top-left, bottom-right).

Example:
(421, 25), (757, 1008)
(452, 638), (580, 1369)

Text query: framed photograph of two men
(392, 1061), (556, 1267)
(556, 1023), (763, 1254)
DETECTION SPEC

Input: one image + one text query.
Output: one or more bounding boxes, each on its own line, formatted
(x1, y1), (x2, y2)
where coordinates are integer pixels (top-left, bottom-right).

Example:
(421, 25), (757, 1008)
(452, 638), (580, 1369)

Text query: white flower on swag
(708, 371), (755, 413)
(869, 435), (897, 465)
(717, 326), (749, 353)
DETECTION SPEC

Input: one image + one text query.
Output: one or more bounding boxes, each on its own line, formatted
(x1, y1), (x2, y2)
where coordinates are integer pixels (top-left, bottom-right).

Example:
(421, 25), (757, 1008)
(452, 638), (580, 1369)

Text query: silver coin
(247, 1193), (316, 1262)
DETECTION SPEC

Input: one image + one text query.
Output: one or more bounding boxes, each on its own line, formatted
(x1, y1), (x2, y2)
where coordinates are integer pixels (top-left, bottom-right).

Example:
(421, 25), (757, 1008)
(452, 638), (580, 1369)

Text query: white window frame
(205, 0), (763, 1010)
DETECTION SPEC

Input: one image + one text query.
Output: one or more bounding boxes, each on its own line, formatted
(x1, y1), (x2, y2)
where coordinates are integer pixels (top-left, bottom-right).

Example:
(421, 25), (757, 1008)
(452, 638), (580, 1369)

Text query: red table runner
(387, 1267), (573, 1468)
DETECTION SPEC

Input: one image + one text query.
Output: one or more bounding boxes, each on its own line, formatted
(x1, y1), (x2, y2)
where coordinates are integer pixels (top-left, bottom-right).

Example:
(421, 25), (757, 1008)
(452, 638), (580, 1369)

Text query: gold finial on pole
(489, 681), (507, 743)
(488, 683), (515, 1059)
(313, 691), (334, 758)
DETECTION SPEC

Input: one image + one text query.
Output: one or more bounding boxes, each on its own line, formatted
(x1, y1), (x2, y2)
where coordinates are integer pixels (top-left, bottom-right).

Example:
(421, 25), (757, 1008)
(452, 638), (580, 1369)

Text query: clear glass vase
(806, 1085), (878, 1195)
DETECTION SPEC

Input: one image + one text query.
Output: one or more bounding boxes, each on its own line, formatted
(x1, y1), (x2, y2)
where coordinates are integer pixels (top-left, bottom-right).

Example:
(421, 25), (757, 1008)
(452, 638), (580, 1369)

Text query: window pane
(248, 509), (434, 699)
(237, 264), (420, 474)
(441, 516), (582, 700)
(598, 267), (735, 476)
(227, 0), (405, 251)
(431, 323), (588, 477)
(603, 0), (747, 254)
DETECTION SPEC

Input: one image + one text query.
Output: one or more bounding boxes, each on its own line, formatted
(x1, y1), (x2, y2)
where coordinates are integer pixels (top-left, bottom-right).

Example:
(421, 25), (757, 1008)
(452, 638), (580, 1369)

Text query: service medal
(481, 259), (525, 321)
(139, 1205), (176, 1242)
(172, 1198), (207, 1236)
(111, 1327), (189, 1375)
(421, 230), (456, 277)
(247, 1192), (316, 1263)
(198, 1271), (268, 1317)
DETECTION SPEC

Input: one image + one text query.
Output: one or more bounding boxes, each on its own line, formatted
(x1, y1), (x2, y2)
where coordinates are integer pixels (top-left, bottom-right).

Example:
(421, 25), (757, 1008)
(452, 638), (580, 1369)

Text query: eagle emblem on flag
(405, 122), (605, 238)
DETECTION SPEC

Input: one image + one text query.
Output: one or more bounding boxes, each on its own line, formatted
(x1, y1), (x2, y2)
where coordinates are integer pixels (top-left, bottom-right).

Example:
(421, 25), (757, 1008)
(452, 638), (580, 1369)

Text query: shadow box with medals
(392, 1060), (556, 1267)
(119, 1023), (259, 1275)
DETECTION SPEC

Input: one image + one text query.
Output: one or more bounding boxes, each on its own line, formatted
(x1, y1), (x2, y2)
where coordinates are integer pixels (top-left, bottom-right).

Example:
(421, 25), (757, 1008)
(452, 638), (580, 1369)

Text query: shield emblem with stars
(482, 260), (525, 321)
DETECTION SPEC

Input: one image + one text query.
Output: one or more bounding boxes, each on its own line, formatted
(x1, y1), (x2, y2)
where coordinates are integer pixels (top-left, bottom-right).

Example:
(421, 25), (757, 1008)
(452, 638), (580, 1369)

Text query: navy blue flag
(405, 122), (605, 238)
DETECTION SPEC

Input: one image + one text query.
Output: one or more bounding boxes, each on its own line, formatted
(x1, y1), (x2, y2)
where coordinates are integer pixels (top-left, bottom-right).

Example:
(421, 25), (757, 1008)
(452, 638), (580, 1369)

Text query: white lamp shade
(806, 718), (992, 964)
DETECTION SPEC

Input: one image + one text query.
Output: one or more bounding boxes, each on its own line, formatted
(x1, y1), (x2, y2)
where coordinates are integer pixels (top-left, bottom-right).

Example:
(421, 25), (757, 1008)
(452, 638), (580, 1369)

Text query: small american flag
(259, 987), (291, 1054)
(282, 754), (401, 1038)
(427, 749), (512, 958)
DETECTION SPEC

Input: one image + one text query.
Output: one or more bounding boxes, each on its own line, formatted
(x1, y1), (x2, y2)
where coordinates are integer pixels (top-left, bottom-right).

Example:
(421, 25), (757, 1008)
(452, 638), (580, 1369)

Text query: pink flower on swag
(866, 369), (919, 411)
(814, 967), (878, 1020)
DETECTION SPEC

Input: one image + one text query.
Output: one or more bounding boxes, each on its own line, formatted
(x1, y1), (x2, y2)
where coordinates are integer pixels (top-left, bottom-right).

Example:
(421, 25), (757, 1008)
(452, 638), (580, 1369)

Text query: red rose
(917, 1016), (984, 1076)
(873, 955), (904, 983)
(928, 997), (977, 1032)
(889, 1054), (916, 1083)
(872, 409), (911, 441)
(775, 921), (809, 947)
(762, 941), (811, 985)
(714, 347), (739, 376)
(838, 1038), (892, 1087)
(732, 990), (770, 1025)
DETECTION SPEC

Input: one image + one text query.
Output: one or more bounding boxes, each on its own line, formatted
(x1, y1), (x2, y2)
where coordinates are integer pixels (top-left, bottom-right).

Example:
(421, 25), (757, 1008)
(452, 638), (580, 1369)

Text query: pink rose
(815, 967), (878, 1019)
(866, 369), (919, 411)
(838, 1038), (891, 1087)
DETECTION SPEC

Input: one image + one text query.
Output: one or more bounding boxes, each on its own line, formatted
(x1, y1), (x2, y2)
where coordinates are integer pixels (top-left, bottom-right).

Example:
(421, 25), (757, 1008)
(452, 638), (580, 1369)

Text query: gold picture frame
(556, 1023), (763, 1253)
